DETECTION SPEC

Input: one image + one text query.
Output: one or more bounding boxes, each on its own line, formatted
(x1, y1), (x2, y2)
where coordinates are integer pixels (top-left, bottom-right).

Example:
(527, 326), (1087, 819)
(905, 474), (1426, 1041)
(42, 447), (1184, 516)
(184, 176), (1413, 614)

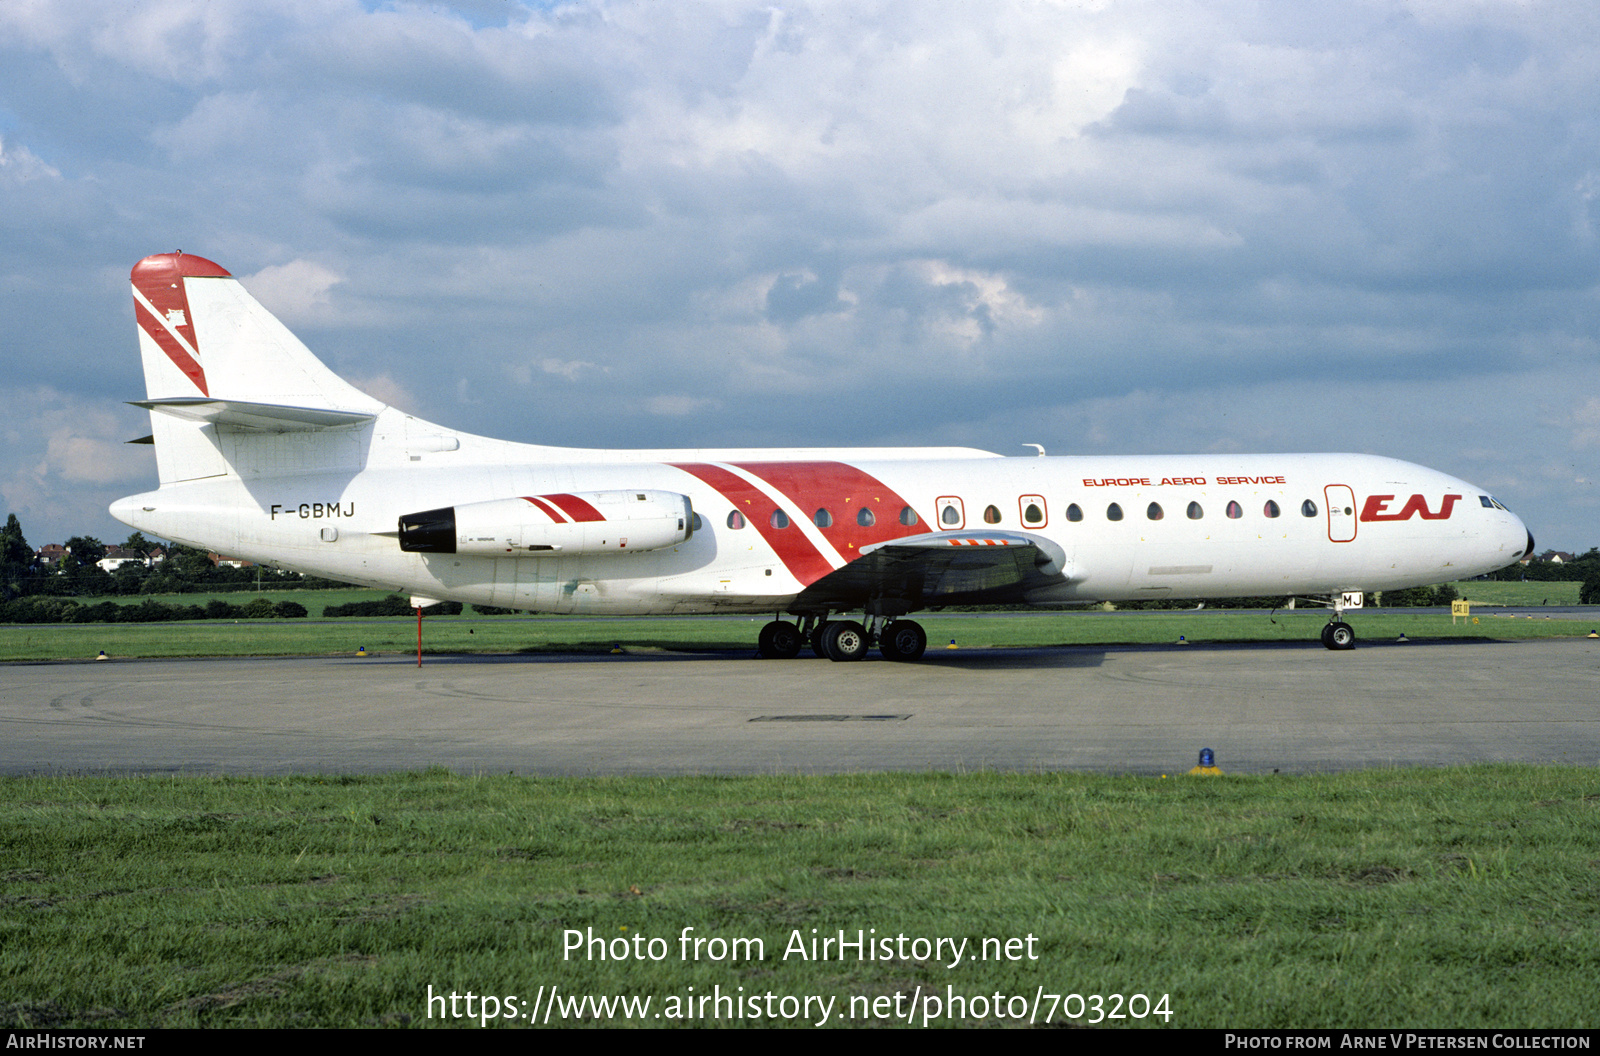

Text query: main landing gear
(756, 614), (928, 662)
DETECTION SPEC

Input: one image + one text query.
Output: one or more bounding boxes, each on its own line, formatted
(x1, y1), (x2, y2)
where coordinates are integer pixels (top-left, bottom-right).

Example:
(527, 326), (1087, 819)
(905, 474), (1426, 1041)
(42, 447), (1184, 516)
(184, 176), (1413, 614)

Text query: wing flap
(795, 530), (1070, 612)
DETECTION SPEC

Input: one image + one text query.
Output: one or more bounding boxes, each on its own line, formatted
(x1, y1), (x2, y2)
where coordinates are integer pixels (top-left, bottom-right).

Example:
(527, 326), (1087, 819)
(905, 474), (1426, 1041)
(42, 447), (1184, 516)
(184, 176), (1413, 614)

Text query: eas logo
(1360, 494), (1462, 522)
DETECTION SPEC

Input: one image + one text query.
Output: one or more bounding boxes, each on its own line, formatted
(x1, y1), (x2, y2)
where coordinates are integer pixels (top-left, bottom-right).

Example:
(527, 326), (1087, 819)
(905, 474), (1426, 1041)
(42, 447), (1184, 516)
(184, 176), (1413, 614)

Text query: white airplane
(111, 251), (1535, 659)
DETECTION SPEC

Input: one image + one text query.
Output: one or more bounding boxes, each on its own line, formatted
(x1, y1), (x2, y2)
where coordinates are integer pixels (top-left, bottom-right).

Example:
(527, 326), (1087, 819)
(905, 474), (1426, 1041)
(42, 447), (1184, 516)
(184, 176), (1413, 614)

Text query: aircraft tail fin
(130, 252), (387, 482)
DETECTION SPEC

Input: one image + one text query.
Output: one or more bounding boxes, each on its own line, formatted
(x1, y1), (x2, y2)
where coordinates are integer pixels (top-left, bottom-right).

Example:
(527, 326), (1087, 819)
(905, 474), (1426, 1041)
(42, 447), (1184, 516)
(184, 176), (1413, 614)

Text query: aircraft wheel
(822, 620), (869, 662)
(810, 622), (832, 658)
(1323, 622), (1356, 650)
(758, 620), (803, 659)
(879, 619), (927, 661)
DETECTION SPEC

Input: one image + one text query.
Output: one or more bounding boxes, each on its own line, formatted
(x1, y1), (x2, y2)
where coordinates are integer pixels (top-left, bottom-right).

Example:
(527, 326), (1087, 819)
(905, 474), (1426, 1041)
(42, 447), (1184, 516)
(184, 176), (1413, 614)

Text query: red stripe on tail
(133, 299), (209, 396)
(131, 252), (227, 397)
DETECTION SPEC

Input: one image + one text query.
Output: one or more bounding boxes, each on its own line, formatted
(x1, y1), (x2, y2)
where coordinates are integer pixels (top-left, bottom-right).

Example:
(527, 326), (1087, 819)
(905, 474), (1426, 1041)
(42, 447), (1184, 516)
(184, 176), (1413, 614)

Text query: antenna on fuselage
(1021, 444), (1046, 457)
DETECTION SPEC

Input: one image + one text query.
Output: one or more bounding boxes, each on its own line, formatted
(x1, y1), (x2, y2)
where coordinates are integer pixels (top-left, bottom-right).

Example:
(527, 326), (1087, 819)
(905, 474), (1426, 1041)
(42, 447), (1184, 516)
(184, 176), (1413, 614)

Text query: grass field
(1452, 580), (1583, 606)
(2, 765), (1595, 1029)
(2, 603), (1595, 662)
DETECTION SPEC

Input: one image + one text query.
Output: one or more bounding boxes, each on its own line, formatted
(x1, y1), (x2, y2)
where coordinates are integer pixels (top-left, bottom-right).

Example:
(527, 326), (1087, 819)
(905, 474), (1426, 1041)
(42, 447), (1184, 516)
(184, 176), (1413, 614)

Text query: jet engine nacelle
(399, 490), (694, 556)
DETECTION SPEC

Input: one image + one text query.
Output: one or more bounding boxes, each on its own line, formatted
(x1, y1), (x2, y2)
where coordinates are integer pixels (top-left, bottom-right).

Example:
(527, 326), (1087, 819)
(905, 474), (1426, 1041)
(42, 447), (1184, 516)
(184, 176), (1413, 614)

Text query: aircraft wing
(793, 530), (1071, 613)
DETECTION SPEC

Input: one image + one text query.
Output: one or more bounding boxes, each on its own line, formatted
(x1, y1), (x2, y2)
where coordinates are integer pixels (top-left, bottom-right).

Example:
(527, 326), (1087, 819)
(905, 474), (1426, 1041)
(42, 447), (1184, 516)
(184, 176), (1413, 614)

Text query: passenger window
(1067, 503), (1083, 522)
(1107, 503), (1123, 521)
(1020, 495), (1046, 527)
(942, 505), (960, 525)
(1187, 502), (1203, 520)
(727, 510), (745, 529)
(858, 508), (876, 527)
(1264, 500), (1280, 518)
(770, 509), (790, 528)
(1147, 503), (1163, 520)
(814, 508), (832, 528)
(1301, 500), (1318, 517)
(899, 506), (919, 526)
(1024, 503), (1043, 525)
(1226, 501), (1242, 519)
(983, 505), (1002, 524)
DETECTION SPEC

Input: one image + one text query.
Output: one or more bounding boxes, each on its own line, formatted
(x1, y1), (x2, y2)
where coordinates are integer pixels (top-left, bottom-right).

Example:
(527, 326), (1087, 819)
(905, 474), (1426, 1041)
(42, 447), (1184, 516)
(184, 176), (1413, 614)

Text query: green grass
(2, 766), (1596, 1028)
(1449, 580), (1582, 606)
(1, 607), (1594, 662)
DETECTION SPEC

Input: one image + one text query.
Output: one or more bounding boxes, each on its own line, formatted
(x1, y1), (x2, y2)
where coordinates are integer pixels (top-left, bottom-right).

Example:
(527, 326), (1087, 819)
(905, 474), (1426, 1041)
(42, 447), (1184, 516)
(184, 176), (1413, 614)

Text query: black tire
(822, 620), (869, 662)
(1326, 622), (1356, 650)
(879, 619), (927, 661)
(1319, 623), (1334, 648)
(810, 621), (831, 658)
(758, 620), (803, 659)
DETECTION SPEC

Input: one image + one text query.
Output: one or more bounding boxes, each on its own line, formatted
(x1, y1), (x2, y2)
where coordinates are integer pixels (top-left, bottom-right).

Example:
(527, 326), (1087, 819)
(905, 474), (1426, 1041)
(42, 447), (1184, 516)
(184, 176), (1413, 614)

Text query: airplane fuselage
(113, 429), (1528, 616)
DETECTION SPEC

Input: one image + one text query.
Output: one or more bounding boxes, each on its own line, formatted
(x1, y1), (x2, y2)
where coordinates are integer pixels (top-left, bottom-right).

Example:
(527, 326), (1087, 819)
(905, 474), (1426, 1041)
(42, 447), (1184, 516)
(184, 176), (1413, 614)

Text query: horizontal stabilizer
(130, 398), (376, 432)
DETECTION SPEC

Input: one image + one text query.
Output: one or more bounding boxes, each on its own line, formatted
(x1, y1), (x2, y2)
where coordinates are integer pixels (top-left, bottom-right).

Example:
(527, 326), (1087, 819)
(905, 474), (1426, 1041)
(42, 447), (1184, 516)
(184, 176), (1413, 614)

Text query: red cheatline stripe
(521, 496), (568, 522)
(134, 299), (209, 396)
(730, 460), (923, 554)
(545, 493), (605, 523)
(671, 463), (836, 586)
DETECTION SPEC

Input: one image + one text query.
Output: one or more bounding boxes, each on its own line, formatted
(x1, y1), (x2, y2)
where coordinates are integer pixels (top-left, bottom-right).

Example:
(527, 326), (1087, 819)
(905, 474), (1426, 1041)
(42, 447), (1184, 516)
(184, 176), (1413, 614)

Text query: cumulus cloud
(1, 0), (1598, 548)
(0, 136), (61, 183)
(239, 259), (344, 324)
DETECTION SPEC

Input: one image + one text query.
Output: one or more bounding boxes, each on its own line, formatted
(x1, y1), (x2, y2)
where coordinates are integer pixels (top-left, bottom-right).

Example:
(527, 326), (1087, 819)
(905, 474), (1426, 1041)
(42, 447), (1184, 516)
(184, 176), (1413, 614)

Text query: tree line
(1, 514), (351, 600)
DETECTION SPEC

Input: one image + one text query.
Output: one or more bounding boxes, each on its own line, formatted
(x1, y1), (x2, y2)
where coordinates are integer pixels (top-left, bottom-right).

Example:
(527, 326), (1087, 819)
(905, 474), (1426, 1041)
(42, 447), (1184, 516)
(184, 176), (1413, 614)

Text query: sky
(1, 0), (1596, 552)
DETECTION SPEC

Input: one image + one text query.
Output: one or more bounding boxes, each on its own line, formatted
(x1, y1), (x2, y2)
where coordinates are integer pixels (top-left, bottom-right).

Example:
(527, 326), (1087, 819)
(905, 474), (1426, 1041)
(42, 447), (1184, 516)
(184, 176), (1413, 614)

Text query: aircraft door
(1325, 485), (1357, 542)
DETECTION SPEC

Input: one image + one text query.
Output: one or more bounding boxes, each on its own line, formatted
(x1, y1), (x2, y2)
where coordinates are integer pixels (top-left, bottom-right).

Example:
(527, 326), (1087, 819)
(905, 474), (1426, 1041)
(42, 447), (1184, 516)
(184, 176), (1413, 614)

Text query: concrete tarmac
(2, 638), (1596, 777)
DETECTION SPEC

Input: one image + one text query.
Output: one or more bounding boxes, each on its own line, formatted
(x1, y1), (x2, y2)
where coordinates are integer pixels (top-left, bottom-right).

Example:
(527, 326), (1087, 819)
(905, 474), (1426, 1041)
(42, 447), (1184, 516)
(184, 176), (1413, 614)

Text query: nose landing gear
(1318, 592), (1358, 650)
(1320, 621), (1356, 650)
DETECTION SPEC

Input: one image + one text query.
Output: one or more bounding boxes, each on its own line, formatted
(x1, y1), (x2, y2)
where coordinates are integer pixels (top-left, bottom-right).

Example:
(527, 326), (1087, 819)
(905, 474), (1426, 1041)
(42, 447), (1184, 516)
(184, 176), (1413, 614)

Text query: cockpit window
(1481, 494), (1511, 511)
